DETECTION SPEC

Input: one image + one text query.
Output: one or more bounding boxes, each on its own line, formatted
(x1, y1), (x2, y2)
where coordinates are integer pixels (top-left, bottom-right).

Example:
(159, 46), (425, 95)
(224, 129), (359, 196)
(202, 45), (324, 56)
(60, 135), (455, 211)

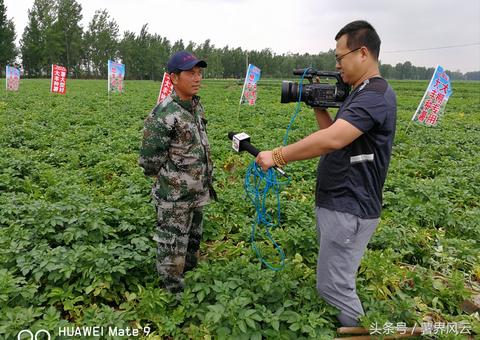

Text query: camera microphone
(227, 132), (287, 177)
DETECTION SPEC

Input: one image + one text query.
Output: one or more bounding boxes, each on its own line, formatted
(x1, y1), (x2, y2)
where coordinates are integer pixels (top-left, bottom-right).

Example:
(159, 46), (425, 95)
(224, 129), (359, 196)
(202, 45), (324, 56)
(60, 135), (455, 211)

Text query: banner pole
(236, 103), (241, 122)
(239, 64), (249, 105)
(238, 64), (250, 122)
(50, 64), (53, 93)
(411, 65), (439, 124)
(107, 60), (110, 109)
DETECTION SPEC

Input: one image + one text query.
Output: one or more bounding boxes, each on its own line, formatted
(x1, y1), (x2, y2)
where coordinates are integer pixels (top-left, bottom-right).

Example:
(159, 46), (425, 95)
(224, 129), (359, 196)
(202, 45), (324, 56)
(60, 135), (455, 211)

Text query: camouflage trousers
(154, 202), (203, 293)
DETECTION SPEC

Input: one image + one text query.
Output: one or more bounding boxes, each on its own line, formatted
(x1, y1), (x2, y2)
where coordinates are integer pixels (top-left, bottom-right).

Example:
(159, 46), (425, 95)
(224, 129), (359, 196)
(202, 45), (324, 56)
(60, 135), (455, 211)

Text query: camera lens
(281, 81), (301, 103)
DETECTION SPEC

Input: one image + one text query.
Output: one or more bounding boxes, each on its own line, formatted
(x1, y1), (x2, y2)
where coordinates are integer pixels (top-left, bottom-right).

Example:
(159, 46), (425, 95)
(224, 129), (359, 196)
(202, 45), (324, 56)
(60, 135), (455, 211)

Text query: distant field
(1, 79), (479, 339)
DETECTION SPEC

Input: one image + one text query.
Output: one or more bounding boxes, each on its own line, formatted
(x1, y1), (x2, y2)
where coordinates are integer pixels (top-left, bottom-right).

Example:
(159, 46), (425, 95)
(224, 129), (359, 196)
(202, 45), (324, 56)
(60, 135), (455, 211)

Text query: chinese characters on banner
(412, 65), (453, 127)
(239, 64), (261, 105)
(157, 72), (173, 103)
(50, 65), (67, 95)
(108, 60), (125, 93)
(6, 66), (20, 91)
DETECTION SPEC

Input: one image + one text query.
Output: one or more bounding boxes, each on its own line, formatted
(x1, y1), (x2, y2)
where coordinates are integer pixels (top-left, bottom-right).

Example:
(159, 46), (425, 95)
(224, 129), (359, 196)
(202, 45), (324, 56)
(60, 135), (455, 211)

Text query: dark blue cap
(167, 51), (207, 73)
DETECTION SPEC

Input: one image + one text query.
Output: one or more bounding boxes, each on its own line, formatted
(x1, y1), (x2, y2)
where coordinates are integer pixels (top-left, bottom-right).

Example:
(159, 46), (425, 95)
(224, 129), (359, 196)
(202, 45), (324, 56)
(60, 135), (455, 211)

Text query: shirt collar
(171, 90), (200, 111)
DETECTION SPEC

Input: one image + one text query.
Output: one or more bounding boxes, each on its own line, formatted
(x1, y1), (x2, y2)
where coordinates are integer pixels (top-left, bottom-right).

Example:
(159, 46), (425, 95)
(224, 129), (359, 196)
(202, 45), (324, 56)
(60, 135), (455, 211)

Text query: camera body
(281, 69), (350, 108)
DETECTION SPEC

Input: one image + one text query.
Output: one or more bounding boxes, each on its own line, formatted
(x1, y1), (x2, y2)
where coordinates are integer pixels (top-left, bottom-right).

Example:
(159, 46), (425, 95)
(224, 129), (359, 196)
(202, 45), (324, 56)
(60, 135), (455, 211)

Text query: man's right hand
(314, 107), (328, 113)
(314, 107), (333, 130)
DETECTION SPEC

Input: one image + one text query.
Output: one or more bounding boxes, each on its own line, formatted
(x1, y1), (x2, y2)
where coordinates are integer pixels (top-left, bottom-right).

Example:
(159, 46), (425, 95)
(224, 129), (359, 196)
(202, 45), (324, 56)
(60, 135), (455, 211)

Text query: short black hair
(335, 20), (381, 60)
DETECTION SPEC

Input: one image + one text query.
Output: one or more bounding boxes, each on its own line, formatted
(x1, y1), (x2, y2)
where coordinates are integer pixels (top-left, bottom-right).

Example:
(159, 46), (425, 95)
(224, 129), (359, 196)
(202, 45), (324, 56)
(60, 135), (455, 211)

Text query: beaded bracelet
(272, 148), (281, 167)
(277, 147), (287, 166)
(272, 147), (287, 167)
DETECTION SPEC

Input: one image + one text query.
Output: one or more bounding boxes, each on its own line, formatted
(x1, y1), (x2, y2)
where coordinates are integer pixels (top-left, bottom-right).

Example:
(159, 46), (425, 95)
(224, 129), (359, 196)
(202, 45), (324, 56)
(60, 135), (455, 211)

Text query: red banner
(239, 64), (261, 105)
(6, 66), (20, 91)
(157, 72), (173, 103)
(412, 65), (452, 127)
(50, 65), (67, 95)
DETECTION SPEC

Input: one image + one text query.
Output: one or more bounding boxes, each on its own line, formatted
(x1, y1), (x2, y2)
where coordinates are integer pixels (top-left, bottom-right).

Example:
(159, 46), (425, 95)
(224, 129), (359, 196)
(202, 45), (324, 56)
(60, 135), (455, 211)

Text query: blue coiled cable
(283, 67), (312, 145)
(244, 162), (289, 270)
(244, 68), (311, 270)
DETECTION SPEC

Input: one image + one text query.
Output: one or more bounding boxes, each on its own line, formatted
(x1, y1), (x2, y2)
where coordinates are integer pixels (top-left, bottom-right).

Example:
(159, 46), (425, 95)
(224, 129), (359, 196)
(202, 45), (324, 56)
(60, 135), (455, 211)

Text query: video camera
(281, 69), (350, 108)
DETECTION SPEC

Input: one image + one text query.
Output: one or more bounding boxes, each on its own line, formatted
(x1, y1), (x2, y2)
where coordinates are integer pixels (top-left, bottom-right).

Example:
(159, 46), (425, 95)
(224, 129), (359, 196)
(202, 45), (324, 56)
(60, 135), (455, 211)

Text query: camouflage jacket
(139, 92), (214, 207)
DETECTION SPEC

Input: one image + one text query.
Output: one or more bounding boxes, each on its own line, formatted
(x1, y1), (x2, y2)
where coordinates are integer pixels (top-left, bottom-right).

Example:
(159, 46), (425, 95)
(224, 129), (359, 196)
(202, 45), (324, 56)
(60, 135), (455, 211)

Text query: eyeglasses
(335, 47), (362, 64)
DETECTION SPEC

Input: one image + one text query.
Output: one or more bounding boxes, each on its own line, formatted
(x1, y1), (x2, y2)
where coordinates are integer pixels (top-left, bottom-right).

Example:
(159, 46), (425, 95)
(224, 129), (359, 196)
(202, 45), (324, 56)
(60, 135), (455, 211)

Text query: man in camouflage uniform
(139, 51), (215, 292)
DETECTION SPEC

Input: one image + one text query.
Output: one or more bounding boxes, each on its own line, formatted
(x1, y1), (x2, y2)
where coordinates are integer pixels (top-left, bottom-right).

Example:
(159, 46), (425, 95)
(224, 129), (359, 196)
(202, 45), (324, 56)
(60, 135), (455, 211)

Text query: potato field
(0, 79), (479, 339)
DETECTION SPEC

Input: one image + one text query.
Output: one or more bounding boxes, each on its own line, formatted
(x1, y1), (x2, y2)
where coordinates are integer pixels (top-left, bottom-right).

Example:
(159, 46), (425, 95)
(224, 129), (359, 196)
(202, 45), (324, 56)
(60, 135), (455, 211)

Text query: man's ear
(170, 72), (179, 84)
(360, 46), (369, 61)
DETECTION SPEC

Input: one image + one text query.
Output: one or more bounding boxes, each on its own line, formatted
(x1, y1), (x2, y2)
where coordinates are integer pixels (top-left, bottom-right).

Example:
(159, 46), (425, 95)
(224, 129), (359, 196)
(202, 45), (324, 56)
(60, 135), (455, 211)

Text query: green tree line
(1, 0), (479, 81)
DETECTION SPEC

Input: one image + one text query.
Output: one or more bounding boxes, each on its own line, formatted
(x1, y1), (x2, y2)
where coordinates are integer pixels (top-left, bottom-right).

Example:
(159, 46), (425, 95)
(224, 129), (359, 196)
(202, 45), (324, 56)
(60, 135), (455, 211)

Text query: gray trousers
(315, 207), (379, 327)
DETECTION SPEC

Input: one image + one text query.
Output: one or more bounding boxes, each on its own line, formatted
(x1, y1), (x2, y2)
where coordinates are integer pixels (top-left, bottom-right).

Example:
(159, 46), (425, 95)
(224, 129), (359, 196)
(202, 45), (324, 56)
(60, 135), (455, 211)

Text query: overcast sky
(5, 0), (480, 73)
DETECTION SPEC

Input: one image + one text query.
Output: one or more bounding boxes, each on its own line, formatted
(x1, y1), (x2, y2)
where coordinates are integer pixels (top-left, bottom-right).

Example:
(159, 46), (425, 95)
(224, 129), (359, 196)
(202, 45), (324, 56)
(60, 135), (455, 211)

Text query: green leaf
(213, 312), (222, 323)
(197, 290), (205, 303)
(250, 332), (262, 340)
(432, 279), (444, 290)
(245, 317), (256, 329)
(289, 323), (300, 331)
(301, 324), (314, 334)
(280, 310), (299, 323)
(238, 319), (247, 333)
(207, 304), (225, 314)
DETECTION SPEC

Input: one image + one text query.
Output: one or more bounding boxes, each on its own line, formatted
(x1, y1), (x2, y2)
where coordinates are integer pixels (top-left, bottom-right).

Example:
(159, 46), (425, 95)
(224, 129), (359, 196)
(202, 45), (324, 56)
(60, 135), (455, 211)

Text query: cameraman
(256, 20), (396, 326)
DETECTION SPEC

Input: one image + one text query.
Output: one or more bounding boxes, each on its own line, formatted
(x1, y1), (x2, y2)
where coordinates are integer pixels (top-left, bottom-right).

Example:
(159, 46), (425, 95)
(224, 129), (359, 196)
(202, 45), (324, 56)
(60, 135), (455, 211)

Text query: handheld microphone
(227, 132), (287, 177)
